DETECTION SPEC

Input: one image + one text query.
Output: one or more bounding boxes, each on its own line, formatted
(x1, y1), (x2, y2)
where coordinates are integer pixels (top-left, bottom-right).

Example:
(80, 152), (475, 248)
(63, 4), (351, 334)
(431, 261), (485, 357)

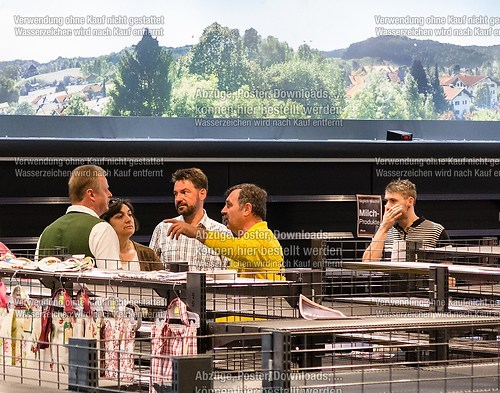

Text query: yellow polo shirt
(204, 221), (284, 280)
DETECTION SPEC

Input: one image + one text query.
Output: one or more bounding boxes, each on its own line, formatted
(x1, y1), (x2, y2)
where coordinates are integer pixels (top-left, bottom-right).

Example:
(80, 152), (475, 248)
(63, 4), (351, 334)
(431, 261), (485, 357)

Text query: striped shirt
(385, 216), (449, 258)
(149, 210), (231, 271)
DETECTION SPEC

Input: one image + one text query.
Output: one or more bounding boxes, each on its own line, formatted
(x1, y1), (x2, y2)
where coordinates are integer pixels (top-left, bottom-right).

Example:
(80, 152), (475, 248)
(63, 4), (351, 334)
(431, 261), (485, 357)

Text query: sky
(0, 0), (499, 62)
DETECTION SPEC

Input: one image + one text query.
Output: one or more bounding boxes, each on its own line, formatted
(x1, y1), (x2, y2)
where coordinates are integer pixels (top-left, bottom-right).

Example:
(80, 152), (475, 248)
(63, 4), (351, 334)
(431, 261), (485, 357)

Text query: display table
(341, 260), (500, 281)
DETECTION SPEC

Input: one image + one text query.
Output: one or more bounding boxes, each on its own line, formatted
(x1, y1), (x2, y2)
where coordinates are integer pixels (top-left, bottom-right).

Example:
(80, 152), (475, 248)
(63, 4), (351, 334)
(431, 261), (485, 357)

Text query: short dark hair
(101, 198), (139, 232)
(171, 168), (208, 191)
(226, 183), (267, 220)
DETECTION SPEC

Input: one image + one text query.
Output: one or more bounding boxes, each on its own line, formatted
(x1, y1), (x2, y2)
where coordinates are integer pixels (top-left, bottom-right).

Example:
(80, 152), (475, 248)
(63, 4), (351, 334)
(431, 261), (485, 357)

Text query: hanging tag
(63, 320), (73, 345)
(58, 293), (65, 307)
(23, 308), (34, 333)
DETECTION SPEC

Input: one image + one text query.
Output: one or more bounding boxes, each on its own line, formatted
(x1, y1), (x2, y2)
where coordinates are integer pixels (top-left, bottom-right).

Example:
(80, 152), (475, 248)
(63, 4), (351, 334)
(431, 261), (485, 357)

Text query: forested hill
(0, 46), (191, 76)
(324, 35), (500, 68)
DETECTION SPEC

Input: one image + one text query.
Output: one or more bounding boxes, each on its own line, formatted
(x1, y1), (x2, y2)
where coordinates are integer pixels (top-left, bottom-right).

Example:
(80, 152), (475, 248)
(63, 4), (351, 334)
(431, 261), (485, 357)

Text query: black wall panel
(0, 117), (499, 254)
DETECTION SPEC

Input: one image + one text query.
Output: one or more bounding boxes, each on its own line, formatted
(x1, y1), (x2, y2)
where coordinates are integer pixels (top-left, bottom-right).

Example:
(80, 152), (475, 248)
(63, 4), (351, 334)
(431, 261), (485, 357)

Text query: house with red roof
(441, 85), (473, 118)
(440, 74), (498, 108)
(346, 65), (403, 98)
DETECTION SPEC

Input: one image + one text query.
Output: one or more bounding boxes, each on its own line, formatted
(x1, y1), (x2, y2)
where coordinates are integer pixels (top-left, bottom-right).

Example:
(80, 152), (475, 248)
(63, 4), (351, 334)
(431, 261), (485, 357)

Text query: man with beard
(165, 183), (284, 280)
(362, 179), (449, 262)
(149, 168), (230, 271)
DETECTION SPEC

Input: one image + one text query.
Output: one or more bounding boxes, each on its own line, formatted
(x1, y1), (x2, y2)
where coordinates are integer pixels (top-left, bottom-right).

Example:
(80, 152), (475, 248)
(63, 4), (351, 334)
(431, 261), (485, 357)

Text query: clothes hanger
(123, 303), (142, 331)
(157, 296), (200, 328)
(98, 278), (126, 317)
(9, 279), (30, 310)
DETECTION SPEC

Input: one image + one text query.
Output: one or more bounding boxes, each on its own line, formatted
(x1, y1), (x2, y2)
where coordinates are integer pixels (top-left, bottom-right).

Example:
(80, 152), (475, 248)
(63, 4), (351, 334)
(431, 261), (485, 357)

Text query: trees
(400, 74), (436, 120)
(110, 30), (173, 116)
(65, 95), (90, 116)
(258, 36), (293, 69)
(1, 66), (20, 81)
(188, 22), (251, 91)
(400, 73), (423, 119)
(265, 59), (345, 119)
(474, 82), (492, 109)
(410, 59), (429, 96)
(343, 71), (436, 120)
(0, 75), (19, 103)
(169, 74), (305, 118)
(81, 58), (116, 82)
(451, 64), (461, 75)
(7, 102), (35, 115)
(480, 60), (500, 83)
(169, 74), (219, 117)
(430, 64), (448, 113)
(343, 71), (401, 119)
(296, 44), (324, 62)
(55, 81), (66, 93)
(243, 28), (261, 61)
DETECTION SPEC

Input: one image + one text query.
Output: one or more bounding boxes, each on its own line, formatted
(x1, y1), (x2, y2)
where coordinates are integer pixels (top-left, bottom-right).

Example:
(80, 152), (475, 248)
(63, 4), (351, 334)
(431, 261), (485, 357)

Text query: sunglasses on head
(108, 197), (123, 205)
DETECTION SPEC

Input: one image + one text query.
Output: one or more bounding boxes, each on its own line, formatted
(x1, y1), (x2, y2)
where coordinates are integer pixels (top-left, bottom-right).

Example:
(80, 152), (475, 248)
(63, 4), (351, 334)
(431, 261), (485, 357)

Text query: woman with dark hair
(101, 199), (162, 271)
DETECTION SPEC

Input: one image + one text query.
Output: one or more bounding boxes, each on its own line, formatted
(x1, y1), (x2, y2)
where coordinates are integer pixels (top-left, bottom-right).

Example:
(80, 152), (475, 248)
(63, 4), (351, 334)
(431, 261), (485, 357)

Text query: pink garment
(0, 242), (13, 257)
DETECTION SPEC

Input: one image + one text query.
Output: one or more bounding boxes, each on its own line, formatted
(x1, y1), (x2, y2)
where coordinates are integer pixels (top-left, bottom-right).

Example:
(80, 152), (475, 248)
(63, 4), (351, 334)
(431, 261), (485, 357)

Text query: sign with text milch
(356, 194), (382, 237)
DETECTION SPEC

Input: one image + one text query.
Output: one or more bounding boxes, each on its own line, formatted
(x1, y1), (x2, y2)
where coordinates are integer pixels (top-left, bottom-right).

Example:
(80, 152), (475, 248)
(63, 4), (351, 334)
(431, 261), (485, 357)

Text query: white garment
(149, 210), (231, 271)
(121, 252), (141, 272)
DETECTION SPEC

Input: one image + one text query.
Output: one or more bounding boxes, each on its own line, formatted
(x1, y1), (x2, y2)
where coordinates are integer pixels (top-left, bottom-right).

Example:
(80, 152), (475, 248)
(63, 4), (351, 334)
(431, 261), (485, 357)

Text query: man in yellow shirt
(165, 183), (284, 280)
